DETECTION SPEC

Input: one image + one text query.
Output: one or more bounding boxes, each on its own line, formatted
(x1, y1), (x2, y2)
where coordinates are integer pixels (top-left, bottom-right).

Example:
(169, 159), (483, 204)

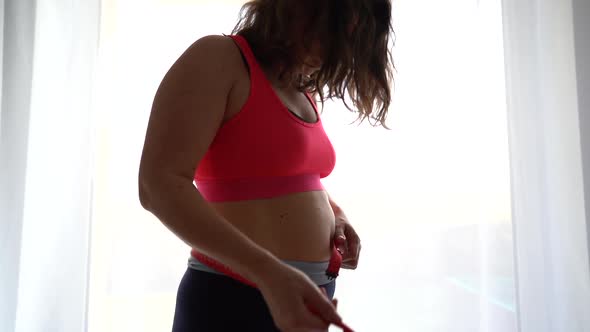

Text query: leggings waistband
(187, 256), (333, 286)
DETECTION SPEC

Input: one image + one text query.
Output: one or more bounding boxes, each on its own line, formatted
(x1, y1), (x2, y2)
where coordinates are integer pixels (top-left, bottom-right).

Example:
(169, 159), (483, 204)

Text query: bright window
(88, 1), (515, 331)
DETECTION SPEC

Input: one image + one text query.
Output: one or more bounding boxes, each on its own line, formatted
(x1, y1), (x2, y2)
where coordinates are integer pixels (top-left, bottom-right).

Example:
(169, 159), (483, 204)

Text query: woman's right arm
(138, 35), (276, 283)
(137, 35), (341, 331)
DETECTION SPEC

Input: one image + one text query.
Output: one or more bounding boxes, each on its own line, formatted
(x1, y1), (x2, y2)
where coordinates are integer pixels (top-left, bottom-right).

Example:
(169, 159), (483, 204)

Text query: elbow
(138, 176), (153, 211)
(138, 168), (193, 211)
(138, 168), (158, 211)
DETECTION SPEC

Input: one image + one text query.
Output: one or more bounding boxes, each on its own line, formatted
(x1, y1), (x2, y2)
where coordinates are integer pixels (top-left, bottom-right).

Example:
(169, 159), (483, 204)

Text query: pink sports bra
(190, 35), (351, 330)
(193, 34), (336, 202)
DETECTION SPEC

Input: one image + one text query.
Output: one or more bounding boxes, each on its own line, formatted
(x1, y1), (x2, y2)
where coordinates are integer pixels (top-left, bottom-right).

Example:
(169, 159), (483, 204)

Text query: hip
(187, 255), (338, 287)
(172, 267), (336, 332)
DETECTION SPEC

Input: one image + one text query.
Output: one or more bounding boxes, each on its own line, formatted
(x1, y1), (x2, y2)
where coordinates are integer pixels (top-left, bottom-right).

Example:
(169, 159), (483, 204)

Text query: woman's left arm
(328, 193), (361, 270)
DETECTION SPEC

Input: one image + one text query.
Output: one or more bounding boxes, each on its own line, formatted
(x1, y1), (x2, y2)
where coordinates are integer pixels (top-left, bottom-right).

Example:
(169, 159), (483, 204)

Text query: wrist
(240, 249), (282, 284)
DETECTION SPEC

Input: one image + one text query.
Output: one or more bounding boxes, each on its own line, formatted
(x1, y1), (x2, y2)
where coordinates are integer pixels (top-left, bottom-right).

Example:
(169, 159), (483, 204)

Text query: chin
(304, 71), (319, 79)
(300, 65), (320, 77)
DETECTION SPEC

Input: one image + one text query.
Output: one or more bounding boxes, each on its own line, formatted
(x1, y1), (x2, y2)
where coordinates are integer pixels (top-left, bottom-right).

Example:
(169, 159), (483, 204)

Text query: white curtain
(501, 0), (590, 331)
(0, 1), (100, 331)
(1, 0), (589, 331)
(88, 1), (516, 331)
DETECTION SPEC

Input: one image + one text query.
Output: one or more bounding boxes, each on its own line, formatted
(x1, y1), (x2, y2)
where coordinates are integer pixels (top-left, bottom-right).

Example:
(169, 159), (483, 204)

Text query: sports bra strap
(227, 34), (266, 83)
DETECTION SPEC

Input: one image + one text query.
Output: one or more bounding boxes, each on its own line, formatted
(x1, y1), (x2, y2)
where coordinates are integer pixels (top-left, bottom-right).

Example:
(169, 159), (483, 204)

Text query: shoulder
(186, 35), (242, 65)
(172, 34), (245, 83)
(188, 34), (239, 55)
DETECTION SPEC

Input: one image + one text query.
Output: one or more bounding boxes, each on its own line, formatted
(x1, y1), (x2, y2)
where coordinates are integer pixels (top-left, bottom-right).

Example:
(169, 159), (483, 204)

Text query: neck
(261, 63), (298, 90)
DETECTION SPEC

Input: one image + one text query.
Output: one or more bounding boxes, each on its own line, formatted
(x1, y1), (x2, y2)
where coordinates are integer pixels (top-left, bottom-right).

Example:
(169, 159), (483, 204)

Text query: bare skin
(216, 44), (333, 262)
(138, 34), (358, 331)
(212, 191), (335, 262)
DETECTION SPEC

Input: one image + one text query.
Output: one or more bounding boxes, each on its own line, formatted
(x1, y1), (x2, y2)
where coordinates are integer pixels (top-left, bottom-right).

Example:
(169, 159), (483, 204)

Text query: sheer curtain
(88, 1), (516, 331)
(0, 1), (100, 331)
(2, 0), (589, 332)
(502, 0), (590, 331)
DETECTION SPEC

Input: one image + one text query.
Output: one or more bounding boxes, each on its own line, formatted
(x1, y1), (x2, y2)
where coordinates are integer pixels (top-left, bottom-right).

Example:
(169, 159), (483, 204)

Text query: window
(88, 1), (516, 331)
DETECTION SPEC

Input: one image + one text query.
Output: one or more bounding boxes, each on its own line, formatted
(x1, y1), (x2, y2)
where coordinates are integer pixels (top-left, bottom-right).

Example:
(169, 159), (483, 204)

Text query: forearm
(327, 192), (344, 216)
(139, 174), (280, 283)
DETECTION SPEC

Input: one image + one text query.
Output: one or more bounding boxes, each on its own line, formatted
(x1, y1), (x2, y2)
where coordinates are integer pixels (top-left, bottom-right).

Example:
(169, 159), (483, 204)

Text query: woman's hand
(333, 213), (361, 270)
(254, 261), (342, 332)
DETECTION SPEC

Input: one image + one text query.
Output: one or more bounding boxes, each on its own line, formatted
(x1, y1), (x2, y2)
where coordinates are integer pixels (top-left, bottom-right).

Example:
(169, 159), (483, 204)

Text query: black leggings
(171, 268), (336, 332)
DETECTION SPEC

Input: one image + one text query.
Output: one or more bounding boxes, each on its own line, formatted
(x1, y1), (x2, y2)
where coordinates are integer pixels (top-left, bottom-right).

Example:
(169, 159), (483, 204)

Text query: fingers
(334, 224), (347, 254)
(299, 305), (331, 330)
(279, 305), (330, 332)
(342, 225), (361, 269)
(342, 246), (359, 269)
(347, 239), (360, 260)
(287, 290), (337, 332)
(334, 222), (346, 239)
(342, 260), (358, 270)
(306, 288), (342, 326)
(320, 287), (338, 309)
(344, 225), (360, 255)
(342, 242), (360, 269)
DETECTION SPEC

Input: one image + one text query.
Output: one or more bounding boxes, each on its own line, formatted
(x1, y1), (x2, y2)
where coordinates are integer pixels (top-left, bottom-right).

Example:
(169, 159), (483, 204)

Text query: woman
(138, 0), (394, 331)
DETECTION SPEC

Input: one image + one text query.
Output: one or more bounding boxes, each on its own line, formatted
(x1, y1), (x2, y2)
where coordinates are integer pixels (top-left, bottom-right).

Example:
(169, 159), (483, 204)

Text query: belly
(209, 191), (335, 262)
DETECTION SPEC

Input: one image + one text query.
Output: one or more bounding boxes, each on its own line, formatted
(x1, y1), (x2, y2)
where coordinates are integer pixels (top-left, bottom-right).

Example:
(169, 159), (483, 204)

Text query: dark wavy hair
(231, 0), (395, 128)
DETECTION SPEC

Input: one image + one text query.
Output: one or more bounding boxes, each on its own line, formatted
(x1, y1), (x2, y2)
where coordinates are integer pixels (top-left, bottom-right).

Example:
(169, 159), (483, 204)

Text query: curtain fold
(0, 1), (37, 331)
(2, 0), (589, 331)
(0, 1), (100, 331)
(501, 0), (590, 331)
(572, 0), (590, 266)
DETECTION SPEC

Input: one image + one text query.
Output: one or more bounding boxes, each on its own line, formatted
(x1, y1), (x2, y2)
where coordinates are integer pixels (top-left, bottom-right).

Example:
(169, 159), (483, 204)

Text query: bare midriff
(209, 190), (335, 262)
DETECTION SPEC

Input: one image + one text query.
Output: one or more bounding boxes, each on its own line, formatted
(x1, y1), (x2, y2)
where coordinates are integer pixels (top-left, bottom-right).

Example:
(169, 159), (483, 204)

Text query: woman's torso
(203, 37), (335, 262)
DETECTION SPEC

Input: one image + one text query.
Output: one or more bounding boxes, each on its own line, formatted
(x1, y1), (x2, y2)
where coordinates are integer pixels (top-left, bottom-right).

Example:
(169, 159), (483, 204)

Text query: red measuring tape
(191, 245), (354, 332)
